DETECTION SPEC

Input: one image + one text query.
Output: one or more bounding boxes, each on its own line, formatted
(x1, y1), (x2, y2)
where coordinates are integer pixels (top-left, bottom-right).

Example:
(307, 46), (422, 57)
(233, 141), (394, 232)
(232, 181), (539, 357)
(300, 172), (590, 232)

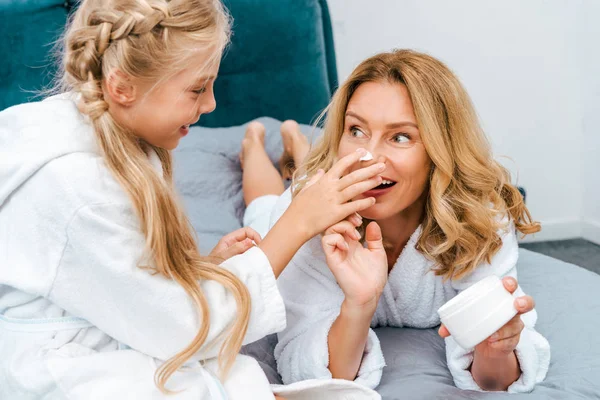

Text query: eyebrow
(193, 75), (217, 86)
(345, 111), (418, 129)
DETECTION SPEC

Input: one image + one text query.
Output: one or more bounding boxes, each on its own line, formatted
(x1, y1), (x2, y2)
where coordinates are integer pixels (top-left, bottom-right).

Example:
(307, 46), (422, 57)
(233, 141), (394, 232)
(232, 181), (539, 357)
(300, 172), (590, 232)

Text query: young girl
(241, 50), (551, 393)
(0, 1), (384, 399)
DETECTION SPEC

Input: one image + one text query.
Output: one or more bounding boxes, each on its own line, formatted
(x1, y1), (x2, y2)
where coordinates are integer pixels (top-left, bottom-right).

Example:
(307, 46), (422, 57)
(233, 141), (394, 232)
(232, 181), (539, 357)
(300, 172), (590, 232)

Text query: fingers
(322, 232), (349, 253)
(514, 295), (535, 314)
(502, 277), (535, 313)
(219, 238), (255, 259)
(341, 197), (376, 217)
(502, 276), (518, 294)
(438, 324), (451, 338)
(364, 222), (384, 251)
(223, 227), (262, 246)
(243, 227), (262, 244)
(340, 176), (383, 201)
(348, 213), (363, 227)
(328, 148), (371, 178)
(325, 220), (361, 241)
(488, 314), (525, 343)
(484, 332), (521, 353)
(338, 162), (385, 190)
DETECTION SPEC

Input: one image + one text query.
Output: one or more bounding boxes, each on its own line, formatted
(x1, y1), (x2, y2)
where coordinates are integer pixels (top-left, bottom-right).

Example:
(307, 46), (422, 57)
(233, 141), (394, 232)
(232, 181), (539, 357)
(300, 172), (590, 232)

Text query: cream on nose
(359, 151), (374, 161)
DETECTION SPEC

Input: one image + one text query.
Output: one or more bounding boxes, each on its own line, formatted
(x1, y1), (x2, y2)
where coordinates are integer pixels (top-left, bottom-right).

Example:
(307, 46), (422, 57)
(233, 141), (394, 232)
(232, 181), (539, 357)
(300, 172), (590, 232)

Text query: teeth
(381, 179), (395, 185)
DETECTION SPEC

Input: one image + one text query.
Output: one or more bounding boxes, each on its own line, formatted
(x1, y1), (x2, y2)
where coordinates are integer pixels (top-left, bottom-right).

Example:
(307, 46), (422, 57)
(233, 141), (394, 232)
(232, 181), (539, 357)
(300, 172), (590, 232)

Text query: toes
(245, 121), (266, 142)
(281, 120), (300, 135)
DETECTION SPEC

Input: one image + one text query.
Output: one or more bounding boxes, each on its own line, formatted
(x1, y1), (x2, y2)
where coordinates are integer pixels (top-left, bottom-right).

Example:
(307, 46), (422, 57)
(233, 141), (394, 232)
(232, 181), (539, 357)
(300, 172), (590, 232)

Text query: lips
(363, 177), (397, 198)
(180, 124), (190, 136)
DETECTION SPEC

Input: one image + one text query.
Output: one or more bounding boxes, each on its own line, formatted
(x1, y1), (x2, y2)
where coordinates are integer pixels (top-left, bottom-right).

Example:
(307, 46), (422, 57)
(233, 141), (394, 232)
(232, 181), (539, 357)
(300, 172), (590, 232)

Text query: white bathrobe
(0, 95), (289, 400)
(270, 188), (550, 393)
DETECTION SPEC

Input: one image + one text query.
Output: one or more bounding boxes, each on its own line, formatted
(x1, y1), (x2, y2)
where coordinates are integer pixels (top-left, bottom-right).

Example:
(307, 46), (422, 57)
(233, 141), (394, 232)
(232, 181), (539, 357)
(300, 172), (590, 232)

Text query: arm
(441, 226), (550, 392)
(50, 202), (285, 362)
(321, 220), (389, 385)
(328, 300), (376, 380)
(274, 233), (385, 389)
(258, 209), (311, 278)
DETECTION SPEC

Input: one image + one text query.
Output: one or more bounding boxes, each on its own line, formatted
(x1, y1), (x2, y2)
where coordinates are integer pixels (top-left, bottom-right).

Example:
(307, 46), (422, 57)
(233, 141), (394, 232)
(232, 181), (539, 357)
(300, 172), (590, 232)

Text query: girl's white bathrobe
(0, 95), (288, 400)
(270, 189), (551, 393)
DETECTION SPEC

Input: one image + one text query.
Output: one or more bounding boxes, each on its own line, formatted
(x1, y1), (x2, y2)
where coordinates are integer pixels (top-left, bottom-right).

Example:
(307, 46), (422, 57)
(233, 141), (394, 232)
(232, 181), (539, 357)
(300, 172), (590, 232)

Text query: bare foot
(279, 120), (310, 180)
(240, 121), (266, 169)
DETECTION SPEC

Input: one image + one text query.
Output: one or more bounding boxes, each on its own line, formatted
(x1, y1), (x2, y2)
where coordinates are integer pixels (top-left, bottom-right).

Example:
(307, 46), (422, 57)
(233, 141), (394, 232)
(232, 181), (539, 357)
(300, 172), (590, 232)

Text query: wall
(328, 0), (595, 242)
(580, 1), (600, 244)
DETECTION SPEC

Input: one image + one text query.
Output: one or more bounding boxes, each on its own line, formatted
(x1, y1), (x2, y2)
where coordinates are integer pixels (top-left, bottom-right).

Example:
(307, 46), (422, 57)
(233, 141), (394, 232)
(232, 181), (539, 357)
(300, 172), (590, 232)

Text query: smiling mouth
(373, 178), (397, 190)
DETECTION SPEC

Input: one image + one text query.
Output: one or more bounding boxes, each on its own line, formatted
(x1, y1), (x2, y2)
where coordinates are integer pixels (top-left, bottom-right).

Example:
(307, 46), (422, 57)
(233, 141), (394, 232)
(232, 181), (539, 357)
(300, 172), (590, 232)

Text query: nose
(359, 144), (387, 167)
(198, 92), (217, 116)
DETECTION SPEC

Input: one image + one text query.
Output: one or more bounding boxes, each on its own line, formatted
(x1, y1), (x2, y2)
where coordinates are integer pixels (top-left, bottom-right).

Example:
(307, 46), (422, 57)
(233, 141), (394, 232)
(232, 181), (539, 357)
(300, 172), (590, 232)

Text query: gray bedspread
(174, 118), (600, 399)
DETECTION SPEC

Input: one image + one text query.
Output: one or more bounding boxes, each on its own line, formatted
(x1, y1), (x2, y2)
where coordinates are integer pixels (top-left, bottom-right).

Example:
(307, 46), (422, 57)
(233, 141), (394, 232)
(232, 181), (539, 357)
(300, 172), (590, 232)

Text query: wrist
(341, 298), (378, 320)
(283, 202), (315, 241)
(474, 347), (518, 361)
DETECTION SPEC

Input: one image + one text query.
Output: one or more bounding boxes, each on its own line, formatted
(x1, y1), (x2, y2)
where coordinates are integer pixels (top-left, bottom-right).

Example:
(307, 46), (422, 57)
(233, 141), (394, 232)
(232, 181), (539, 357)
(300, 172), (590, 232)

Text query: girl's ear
(104, 70), (137, 107)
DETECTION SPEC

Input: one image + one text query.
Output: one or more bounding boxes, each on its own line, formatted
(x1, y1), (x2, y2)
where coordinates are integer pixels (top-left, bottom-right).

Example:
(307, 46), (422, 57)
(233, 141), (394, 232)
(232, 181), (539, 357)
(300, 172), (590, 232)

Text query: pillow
(173, 116), (320, 254)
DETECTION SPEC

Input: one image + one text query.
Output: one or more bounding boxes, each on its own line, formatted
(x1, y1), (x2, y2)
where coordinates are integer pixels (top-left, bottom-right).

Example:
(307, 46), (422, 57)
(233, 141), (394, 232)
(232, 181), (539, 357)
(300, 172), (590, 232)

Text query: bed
(2, 0), (600, 399)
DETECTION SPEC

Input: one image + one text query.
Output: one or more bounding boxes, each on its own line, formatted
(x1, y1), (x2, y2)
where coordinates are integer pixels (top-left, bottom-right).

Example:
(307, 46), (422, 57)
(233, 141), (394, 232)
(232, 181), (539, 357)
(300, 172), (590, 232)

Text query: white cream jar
(437, 275), (518, 349)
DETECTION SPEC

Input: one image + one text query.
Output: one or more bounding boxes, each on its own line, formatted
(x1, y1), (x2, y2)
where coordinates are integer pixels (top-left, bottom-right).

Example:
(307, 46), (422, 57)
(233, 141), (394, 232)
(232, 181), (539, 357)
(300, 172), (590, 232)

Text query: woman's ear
(104, 70), (137, 107)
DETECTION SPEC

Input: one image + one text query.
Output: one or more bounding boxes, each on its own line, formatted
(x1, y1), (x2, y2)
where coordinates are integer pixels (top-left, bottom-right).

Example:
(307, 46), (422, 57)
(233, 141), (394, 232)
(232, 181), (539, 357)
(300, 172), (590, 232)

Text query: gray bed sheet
(174, 118), (600, 399)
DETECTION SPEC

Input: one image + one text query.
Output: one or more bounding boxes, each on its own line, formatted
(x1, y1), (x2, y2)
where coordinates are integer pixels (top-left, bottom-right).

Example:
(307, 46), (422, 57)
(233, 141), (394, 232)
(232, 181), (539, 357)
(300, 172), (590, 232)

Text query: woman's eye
(392, 133), (410, 144)
(350, 127), (366, 138)
(192, 87), (207, 95)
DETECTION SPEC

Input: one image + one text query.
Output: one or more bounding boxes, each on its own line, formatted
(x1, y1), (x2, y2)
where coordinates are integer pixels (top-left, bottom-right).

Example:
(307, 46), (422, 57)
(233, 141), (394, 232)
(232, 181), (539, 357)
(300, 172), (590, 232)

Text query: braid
(66, 3), (170, 121)
(57, 0), (247, 391)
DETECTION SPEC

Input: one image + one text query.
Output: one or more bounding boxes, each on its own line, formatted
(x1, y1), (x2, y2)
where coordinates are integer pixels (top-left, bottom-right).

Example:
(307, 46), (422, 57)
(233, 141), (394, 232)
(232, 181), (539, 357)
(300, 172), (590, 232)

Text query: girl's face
(338, 81), (432, 221)
(125, 50), (220, 150)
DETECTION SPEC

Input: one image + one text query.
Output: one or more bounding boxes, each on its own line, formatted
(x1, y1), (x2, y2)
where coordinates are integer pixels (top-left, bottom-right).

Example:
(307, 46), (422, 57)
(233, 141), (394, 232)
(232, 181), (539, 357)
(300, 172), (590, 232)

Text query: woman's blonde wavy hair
(55, 0), (250, 391)
(296, 49), (540, 280)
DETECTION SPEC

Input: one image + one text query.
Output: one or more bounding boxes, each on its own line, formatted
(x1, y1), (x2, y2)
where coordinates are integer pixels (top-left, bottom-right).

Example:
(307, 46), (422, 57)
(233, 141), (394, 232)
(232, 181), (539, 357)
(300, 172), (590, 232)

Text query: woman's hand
(288, 148), (385, 239)
(439, 276), (534, 390)
(322, 218), (388, 308)
(439, 276), (534, 356)
(209, 227), (262, 261)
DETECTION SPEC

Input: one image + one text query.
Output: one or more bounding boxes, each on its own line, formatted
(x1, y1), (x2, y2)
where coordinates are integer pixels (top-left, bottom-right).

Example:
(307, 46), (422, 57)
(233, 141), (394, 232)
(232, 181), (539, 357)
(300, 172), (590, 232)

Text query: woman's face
(338, 81), (432, 221)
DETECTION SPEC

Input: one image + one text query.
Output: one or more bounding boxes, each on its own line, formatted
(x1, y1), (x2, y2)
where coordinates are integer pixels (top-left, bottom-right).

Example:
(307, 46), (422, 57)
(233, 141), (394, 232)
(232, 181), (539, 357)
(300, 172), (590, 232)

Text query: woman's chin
(357, 204), (391, 221)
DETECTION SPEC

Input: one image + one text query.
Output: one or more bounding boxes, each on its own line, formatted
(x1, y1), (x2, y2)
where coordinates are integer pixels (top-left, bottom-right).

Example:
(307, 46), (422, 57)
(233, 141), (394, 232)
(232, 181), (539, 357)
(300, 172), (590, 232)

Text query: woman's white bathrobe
(270, 189), (550, 393)
(0, 95), (287, 400)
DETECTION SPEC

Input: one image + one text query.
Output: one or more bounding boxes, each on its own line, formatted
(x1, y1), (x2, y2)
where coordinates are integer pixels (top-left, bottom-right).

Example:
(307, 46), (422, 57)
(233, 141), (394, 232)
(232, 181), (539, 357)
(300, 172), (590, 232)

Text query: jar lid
(438, 275), (502, 319)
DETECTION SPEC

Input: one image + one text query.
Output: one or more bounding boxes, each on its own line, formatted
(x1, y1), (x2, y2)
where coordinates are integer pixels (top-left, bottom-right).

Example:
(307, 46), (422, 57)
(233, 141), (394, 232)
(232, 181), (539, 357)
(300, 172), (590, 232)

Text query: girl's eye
(349, 126), (366, 138)
(192, 87), (207, 95)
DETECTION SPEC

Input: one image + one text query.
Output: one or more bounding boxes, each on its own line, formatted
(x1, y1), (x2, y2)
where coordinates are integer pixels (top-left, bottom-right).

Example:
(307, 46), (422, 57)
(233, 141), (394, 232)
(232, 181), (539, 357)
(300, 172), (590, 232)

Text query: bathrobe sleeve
(48, 201), (286, 363)
(270, 189), (385, 389)
(445, 225), (551, 392)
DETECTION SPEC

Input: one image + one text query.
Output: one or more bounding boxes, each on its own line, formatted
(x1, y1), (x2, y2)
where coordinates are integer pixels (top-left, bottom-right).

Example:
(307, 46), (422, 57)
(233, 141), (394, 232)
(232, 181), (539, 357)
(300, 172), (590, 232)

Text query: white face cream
(437, 275), (518, 349)
(359, 151), (373, 161)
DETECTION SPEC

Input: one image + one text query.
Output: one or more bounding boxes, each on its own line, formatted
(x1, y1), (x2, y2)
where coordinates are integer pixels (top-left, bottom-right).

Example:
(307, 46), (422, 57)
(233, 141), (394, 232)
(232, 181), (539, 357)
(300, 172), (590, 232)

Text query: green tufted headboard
(0, 0), (338, 127)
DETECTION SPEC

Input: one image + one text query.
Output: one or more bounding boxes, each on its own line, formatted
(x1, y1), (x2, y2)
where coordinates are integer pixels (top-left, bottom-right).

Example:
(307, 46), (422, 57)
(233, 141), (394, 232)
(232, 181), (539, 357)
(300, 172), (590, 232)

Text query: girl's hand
(209, 227), (262, 261)
(439, 277), (535, 358)
(289, 149), (385, 239)
(322, 219), (388, 308)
